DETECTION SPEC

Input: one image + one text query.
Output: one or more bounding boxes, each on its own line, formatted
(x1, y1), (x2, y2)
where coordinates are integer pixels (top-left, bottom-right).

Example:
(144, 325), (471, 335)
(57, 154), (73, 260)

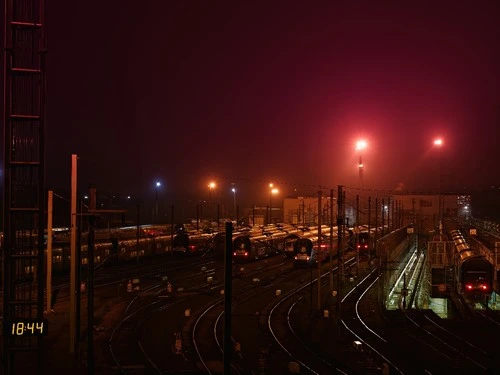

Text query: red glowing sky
(42, 1), (500, 205)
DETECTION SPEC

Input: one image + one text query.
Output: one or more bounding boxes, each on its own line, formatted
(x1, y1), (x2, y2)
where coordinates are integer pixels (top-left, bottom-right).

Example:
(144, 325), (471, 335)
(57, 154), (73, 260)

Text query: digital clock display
(10, 319), (48, 336)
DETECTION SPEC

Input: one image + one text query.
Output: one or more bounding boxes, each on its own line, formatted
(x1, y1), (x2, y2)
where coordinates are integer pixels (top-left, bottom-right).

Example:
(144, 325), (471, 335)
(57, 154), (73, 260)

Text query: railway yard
(6, 219), (500, 374)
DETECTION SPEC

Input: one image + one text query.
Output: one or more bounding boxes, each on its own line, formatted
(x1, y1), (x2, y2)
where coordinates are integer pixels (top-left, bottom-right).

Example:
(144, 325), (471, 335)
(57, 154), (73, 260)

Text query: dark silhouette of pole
(76, 200), (82, 348)
(317, 190), (322, 310)
(87, 214), (95, 374)
(382, 198), (385, 237)
(223, 222), (233, 374)
(217, 204), (221, 231)
(196, 204), (200, 231)
(337, 185), (343, 335)
(374, 197), (378, 255)
(154, 187), (158, 224)
(252, 204), (255, 227)
(329, 189), (334, 292)
(171, 205), (174, 255)
(136, 204), (140, 262)
(356, 194), (360, 276)
(368, 197), (371, 263)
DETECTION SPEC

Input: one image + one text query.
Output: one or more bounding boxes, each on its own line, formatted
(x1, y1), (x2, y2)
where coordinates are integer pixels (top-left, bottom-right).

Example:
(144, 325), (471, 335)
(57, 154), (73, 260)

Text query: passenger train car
(172, 231), (214, 256)
(450, 229), (493, 302)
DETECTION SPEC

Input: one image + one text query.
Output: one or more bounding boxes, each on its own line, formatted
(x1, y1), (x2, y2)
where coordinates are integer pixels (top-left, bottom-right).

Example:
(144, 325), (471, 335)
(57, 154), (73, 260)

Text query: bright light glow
(156, 181), (161, 188)
(232, 188), (236, 193)
(269, 182), (274, 188)
(433, 138), (443, 146)
(355, 140), (367, 151)
(208, 181), (216, 189)
(271, 188), (279, 195)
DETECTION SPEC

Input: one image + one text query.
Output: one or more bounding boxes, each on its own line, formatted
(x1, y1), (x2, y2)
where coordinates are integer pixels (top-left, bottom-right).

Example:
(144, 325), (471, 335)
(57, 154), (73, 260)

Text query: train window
(95, 256), (101, 263)
(81, 258), (88, 265)
(53, 256), (62, 263)
(104, 249), (110, 256)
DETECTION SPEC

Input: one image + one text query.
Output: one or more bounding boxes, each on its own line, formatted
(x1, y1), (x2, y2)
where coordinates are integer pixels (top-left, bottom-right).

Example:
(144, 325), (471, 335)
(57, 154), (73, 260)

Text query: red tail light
(466, 284), (473, 290)
(481, 284), (488, 290)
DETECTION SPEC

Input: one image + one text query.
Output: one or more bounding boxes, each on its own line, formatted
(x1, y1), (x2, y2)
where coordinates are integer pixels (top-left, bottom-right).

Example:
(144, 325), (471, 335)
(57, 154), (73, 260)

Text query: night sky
(41, 2), (500, 210)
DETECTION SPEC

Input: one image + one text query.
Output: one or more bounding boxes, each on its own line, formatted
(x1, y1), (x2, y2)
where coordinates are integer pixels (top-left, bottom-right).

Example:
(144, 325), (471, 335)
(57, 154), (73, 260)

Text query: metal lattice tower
(2, 0), (47, 373)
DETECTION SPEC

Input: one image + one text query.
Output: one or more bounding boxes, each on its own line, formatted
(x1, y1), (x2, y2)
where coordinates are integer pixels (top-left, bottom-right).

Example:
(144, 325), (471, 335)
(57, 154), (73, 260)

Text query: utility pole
(337, 185), (343, 335)
(356, 194), (360, 276)
(223, 222), (233, 374)
(171, 205), (174, 255)
(136, 203), (140, 257)
(87, 213), (95, 375)
(46, 190), (53, 314)
(86, 188), (125, 373)
(368, 196), (371, 263)
(329, 189), (334, 292)
(317, 189), (322, 311)
(70, 154), (77, 353)
(375, 197), (379, 255)
(382, 198), (385, 237)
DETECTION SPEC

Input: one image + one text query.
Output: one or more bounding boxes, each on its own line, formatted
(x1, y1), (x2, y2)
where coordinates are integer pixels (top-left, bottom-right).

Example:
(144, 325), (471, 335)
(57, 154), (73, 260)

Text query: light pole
(231, 187), (236, 221)
(433, 138), (443, 234)
(154, 181), (161, 224)
(269, 183), (279, 225)
(208, 181), (216, 224)
(356, 139), (367, 188)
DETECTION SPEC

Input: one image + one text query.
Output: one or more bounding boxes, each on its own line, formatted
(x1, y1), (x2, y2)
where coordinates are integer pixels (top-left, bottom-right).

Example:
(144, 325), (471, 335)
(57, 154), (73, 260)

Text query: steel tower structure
(2, 0), (47, 373)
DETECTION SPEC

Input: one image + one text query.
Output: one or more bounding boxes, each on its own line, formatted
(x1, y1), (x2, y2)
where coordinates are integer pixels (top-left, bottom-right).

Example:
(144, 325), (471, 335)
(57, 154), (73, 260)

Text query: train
(354, 225), (379, 257)
(172, 231), (215, 256)
(293, 227), (340, 267)
(450, 229), (493, 302)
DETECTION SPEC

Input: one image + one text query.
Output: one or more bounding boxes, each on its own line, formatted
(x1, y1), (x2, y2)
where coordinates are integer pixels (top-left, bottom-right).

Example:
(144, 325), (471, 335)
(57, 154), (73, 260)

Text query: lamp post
(355, 139), (367, 188)
(208, 181), (216, 224)
(231, 187), (236, 221)
(269, 183), (279, 225)
(154, 181), (161, 224)
(433, 138), (443, 234)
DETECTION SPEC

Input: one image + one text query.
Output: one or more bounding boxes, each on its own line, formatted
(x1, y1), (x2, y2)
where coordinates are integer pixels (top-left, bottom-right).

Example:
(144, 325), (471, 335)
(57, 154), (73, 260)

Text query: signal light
(466, 284), (473, 290)
(481, 284), (488, 290)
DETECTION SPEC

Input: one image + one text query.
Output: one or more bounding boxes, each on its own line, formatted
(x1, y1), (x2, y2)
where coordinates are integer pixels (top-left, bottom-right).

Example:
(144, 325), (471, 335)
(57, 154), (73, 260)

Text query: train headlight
(481, 284), (488, 290)
(465, 284), (473, 290)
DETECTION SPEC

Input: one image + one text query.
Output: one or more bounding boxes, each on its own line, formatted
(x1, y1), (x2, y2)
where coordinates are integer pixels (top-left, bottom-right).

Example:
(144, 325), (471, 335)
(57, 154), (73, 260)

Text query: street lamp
(231, 187), (236, 221)
(433, 138), (444, 234)
(154, 181), (161, 224)
(208, 181), (216, 224)
(269, 183), (279, 225)
(355, 139), (367, 188)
